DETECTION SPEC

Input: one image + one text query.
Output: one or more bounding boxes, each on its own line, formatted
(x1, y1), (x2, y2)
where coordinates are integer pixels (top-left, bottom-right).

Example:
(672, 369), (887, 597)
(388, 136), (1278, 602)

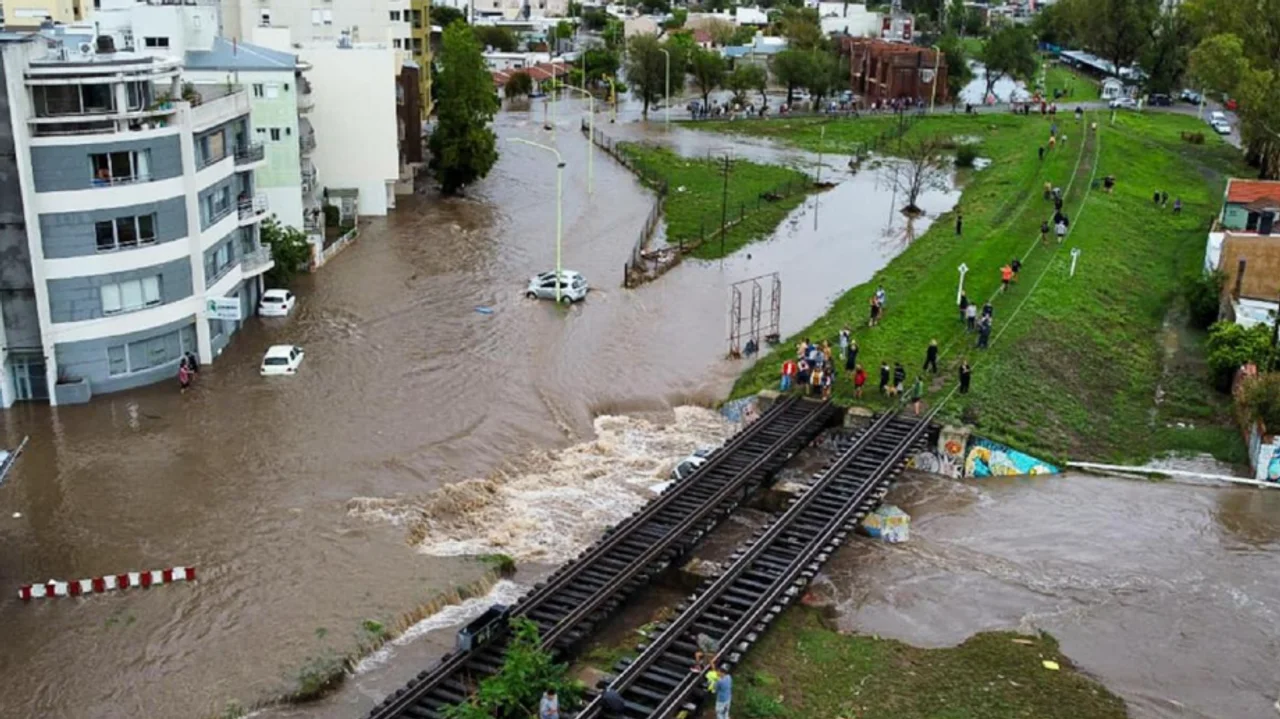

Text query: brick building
(839, 38), (949, 107)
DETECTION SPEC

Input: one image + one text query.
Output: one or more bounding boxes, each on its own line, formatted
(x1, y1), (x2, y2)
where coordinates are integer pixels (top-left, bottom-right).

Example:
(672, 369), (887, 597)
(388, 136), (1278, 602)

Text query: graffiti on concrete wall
(907, 450), (962, 478)
(964, 437), (1059, 478)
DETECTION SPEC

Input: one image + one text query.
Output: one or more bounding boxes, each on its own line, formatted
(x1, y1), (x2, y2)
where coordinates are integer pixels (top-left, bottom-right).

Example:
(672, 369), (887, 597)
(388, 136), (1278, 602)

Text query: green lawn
(735, 607), (1127, 719)
(1042, 62), (1101, 102)
(617, 143), (812, 260)
(722, 110), (1247, 465)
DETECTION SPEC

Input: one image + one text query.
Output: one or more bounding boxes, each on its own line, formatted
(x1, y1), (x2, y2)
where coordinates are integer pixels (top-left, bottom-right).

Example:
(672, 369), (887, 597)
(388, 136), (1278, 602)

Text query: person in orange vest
(1000, 263), (1013, 293)
(781, 359), (797, 391)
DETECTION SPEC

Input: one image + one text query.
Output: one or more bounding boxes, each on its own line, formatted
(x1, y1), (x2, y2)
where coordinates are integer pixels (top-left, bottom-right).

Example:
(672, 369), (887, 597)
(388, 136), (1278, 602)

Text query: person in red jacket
(780, 359), (797, 391)
(853, 364), (867, 399)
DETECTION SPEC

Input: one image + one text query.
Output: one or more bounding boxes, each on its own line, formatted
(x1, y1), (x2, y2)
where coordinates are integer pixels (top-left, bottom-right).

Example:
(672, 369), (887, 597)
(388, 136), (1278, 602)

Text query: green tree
(639, 0), (670, 13)
(431, 5), (465, 28)
(979, 25), (1037, 99)
(730, 24), (758, 46)
(1076, 0), (1159, 76)
(803, 51), (839, 108)
(1206, 321), (1273, 391)
(582, 46), (620, 87)
(260, 216), (311, 286)
(688, 47), (726, 106)
(430, 23), (499, 194)
(581, 7), (608, 31)
(727, 62), (768, 108)
(1031, 0), (1082, 47)
(706, 18), (736, 47)
(625, 34), (673, 117)
(1183, 0), (1280, 177)
(603, 18), (625, 51)
(771, 49), (810, 106)
(504, 71), (533, 100)
(1188, 32), (1248, 96)
(777, 7), (824, 51)
(441, 619), (583, 719)
(937, 34), (973, 109)
(665, 8), (688, 29)
(1141, 11), (1193, 95)
(473, 25), (517, 52)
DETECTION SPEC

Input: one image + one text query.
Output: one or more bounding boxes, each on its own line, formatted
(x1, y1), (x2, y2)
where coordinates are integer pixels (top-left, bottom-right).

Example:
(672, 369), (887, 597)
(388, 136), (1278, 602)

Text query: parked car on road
(526, 270), (589, 304)
(1212, 119), (1232, 135)
(260, 345), (304, 376)
(1148, 93), (1172, 106)
(1108, 97), (1138, 110)
(1180, 89), (1202, 104)
(258, 289), (296, 317)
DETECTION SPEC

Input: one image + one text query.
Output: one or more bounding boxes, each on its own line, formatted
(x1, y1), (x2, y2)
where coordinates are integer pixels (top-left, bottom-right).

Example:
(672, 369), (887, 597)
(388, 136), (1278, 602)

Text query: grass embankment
(616, 143), (812, 260)
(735, 607), (1127, 719)
(1042, 63), (1101, 102)
(720, 111), (1247, 465)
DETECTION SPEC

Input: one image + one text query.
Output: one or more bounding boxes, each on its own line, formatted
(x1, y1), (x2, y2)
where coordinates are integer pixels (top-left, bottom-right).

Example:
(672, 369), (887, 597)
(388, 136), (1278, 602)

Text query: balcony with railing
(240, 244), (274, 277)
(297, 78), (315, 113)
(234, 143), (266, 166)
(237, 193), (269, 224)
(301, 165), (318, 196)
(299, 131), (317, 154)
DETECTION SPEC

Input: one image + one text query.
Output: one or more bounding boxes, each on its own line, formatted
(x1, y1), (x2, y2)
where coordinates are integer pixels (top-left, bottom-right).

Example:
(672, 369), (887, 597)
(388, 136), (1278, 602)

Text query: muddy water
(821, 473), (1280, 719)
(0, 105), (948, 718)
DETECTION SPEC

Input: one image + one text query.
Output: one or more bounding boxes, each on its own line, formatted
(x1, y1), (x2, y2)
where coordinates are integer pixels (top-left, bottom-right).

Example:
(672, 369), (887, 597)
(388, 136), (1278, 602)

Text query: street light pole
(510, 138), (566, 303)
(561, 85), (595, 194)
(659, 48), (671, 129)
(929, 45), (941, 114)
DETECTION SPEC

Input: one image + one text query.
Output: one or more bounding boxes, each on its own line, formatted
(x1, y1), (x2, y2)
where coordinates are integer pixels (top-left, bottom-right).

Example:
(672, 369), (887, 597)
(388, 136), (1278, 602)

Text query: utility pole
(816, 125), (825, 184)
(720, 153), (731, 257)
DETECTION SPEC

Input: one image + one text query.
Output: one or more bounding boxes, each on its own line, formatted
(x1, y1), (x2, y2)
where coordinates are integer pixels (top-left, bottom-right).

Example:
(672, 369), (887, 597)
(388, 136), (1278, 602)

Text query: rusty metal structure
(839, 38), (949, 107)
(728, 273), (781, 358)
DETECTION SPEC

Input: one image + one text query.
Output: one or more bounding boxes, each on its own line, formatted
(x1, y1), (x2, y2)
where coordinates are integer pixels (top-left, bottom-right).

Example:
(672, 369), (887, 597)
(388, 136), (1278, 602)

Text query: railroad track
(365, 396), (839, 719)
(576, 410), (930, 719)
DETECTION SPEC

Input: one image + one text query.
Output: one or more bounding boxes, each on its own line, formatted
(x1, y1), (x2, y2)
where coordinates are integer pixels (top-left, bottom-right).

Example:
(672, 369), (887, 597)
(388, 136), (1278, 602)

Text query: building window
(412, 37), (424, 53)
(100, 276), (162, 315)
(260, 9), (271, 26)
(322, 9), (333, 24)
(393, 38), (401, 49)
(204, 185), (232, 225)
(90, 150), (150, 185)
(266, 83), (280, 99)
(252, 83), (265, 98)
(95, 214), (157, 252)
(390, 10), (401, 21)
(208, 242), (234, 282)
(198, 130), (226, 168)
(312, 9), (322, 25)
(106, 326), (193, 376)
(269, 128), (281, 141)
(125, 81), (150, 111)
(143, 37), (170, 48)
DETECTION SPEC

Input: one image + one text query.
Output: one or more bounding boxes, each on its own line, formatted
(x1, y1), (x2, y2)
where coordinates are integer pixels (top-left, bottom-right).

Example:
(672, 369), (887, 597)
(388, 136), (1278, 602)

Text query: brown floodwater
(821, 473), (1280, 719)
(0, 107), (951, 718)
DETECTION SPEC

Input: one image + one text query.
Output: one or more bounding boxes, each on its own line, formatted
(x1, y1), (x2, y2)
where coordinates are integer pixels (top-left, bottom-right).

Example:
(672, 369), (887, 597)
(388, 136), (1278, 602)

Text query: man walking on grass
(1000, 263), (1013, 293)
(923, 339), (939, 374)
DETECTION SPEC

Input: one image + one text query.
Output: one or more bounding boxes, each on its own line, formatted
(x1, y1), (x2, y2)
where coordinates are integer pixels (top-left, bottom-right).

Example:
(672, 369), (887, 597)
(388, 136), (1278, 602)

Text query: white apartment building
(0, 30), (271, 406)
(221, 0), (396, 46)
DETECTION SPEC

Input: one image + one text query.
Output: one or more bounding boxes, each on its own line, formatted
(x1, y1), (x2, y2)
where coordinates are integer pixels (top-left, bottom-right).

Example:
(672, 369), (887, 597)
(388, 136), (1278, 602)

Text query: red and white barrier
(17, 566), (196, 600)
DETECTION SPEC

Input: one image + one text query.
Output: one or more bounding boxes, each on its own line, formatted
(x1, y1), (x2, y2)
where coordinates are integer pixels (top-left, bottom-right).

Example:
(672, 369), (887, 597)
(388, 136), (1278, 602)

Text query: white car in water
(258, 289), (296, 317)
(260, 344), (304, 376)
(526, 270), (589, 303)
(669, 447), (715, 481)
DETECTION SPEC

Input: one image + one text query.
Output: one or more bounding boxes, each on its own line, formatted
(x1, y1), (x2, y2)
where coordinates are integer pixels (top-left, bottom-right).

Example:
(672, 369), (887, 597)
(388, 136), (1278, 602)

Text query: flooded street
(822, 473), (1280, 719)
(0, 105), (947, 718)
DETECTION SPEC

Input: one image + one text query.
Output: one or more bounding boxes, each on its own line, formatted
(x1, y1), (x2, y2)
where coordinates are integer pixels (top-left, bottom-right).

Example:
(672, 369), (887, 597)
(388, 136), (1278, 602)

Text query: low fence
(310, 223), (360, 271)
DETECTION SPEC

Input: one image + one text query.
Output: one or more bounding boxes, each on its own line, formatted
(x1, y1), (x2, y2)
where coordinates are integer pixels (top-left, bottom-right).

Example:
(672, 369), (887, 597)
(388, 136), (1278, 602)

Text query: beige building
(220, 0), (396, 46)
(3, 0), (89, 26)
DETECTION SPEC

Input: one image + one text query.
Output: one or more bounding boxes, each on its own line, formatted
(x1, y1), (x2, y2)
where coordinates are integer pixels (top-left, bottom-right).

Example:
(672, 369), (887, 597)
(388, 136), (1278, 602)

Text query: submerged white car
(669, 447), (715, 481)
(526, 270), (589, 303)
(258, 289), (296, 317)
(260, 344), (304, 376)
